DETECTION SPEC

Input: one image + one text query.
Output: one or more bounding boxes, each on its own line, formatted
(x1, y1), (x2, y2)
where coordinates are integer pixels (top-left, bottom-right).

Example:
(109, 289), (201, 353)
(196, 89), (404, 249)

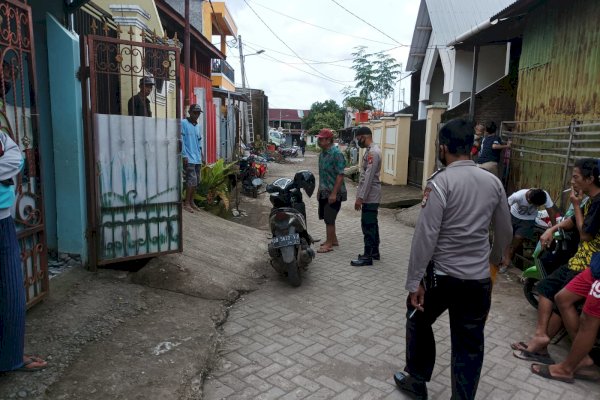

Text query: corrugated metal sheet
(424, 0), (515, 47)
(406, 0), (431, 71)
(515, 0), (600, 122)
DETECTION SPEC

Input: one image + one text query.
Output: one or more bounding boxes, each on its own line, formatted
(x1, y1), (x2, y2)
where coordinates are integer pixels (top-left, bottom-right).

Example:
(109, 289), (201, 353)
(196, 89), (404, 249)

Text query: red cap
(316, 128), (334, 139)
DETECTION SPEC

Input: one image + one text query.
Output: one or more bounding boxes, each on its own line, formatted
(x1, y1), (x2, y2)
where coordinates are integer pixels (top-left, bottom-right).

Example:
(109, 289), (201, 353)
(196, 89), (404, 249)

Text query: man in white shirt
(500, 188), (559, 272)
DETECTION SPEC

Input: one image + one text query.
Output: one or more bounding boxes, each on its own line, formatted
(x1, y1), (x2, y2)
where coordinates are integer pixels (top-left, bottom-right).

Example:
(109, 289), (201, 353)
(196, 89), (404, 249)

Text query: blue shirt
(181, 118), (202, 164)
(478, 135), (502, 164)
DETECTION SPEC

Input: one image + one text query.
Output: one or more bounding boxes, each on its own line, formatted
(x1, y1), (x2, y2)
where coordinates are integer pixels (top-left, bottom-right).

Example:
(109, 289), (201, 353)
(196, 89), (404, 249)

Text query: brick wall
(442, 75), (516, 126)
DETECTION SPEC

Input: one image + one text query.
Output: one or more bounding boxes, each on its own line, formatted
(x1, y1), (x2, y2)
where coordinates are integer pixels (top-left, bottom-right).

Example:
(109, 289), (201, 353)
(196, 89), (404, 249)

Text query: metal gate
(0, 0), (48, 307)
(80, 31), (182, 270)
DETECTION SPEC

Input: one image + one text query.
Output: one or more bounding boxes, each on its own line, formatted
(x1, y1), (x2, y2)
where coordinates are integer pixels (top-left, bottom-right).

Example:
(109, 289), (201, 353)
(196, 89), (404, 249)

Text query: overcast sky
(221, 0), (420, 110)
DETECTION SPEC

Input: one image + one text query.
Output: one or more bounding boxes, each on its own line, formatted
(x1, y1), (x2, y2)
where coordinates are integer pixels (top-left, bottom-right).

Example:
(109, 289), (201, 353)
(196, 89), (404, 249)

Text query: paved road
(204, 153), (600, 399)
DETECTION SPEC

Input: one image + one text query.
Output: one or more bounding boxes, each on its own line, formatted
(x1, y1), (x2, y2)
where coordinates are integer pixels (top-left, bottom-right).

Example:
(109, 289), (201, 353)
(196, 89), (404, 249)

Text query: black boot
(393, 372), (428, 399)
(351, 254), (373, 266)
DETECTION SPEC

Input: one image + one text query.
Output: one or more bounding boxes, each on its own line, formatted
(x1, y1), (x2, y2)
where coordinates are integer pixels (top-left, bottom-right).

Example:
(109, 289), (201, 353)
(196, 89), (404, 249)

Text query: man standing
(181, 104), (203, 213)
(316, 128), (347, 253)
(128, 77), (154, 117)
(394, 119), (511, 400)
(476, 121), (510, 176)
(351, 126), (381, 267)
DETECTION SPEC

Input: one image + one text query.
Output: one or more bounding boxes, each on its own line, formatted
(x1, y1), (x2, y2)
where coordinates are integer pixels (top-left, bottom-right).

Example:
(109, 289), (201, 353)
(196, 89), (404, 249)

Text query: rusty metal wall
(515, 0), (600, 122)
(502, 120), (600, 211)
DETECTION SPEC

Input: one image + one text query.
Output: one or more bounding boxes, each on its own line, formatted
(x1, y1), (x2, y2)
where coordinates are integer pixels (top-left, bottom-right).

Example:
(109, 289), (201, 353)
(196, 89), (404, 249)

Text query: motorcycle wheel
(523, 278), (540, 309)
(286, 261), (301, 287)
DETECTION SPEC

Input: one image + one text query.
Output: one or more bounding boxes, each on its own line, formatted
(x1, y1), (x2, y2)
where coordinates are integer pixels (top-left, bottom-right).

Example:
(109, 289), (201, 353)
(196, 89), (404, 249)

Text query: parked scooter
(239, 155), (263, 198)
(278, 145), (299, 158)
(521, 201), (585, 309)
(266, 170), (316, 287)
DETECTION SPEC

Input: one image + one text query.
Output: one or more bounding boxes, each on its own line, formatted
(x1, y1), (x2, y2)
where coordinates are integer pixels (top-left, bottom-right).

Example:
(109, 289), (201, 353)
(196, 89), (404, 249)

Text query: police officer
(393, 119), (512, 400)
(351, 126), (382, 267)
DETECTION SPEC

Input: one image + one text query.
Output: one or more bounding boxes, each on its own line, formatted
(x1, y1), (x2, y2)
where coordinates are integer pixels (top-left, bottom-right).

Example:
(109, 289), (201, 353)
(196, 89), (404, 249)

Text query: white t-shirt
(508, 189), (553, 220)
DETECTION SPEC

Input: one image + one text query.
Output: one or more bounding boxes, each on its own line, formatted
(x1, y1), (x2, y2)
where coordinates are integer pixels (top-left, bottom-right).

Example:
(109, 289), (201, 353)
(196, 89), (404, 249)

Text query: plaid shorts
(185, 163), (201, 187)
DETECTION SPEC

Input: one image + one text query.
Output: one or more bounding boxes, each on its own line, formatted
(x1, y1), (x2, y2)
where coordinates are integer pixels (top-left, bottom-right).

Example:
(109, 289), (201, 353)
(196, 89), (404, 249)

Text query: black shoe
(351, 256), (373, 266)
(393, 372), (427, 399)
(357, 253), (380, 261)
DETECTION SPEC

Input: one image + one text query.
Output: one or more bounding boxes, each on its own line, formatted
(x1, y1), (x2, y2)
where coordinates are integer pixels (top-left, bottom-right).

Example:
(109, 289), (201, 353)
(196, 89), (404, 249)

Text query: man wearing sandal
(531, 252), (600, 383)
(512, 158), (600, 367)
(315, 128), (346, 254)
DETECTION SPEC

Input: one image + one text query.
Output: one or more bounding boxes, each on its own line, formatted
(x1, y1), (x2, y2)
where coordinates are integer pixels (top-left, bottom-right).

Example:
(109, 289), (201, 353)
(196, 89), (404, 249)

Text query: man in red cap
(315, 128), (347, 253)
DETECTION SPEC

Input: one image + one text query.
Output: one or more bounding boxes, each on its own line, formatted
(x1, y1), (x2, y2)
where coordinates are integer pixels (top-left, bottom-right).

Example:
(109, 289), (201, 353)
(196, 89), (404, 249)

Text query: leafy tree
(302, 99), (344, 135)
(343, 46), (402, 112)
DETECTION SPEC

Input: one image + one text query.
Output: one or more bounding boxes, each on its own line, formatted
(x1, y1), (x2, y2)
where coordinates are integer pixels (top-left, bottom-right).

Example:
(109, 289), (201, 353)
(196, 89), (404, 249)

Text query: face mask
(438, 146), (447, 166)
(357, 137), (367, 148)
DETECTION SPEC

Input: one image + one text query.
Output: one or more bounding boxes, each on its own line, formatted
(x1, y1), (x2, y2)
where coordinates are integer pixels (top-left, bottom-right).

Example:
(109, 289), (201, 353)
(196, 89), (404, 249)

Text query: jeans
(405, 274), (492, 400)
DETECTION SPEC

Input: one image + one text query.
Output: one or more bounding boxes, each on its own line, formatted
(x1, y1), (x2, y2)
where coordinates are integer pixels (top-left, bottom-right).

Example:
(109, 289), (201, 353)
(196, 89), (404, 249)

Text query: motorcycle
(521, 201), (585, 309)
(266, 170), (316, 287)
(278, 145), (299, 158)
(239, 155), (263, 198)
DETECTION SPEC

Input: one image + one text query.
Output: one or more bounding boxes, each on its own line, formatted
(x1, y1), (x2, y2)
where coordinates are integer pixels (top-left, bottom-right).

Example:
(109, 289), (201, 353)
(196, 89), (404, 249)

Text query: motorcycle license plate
(271, 233), (300, 248)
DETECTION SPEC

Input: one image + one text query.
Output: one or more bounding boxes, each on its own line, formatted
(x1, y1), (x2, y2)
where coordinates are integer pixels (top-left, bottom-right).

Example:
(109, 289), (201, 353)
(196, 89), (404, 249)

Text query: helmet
(294, 170), (315, 197)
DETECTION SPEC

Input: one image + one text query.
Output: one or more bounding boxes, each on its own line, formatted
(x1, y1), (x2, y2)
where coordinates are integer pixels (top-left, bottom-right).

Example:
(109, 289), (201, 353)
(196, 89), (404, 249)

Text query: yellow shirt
(568, 196), (600, 272)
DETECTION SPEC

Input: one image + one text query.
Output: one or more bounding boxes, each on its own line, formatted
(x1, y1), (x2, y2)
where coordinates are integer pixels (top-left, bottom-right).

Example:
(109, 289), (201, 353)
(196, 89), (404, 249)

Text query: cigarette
(409, 308), (418, 319)
(563, 188), (572, 192)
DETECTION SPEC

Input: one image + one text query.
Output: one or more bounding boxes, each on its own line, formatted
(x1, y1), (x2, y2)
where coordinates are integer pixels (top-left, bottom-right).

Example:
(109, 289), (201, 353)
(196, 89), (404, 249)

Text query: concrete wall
(366, 115), (411, 186)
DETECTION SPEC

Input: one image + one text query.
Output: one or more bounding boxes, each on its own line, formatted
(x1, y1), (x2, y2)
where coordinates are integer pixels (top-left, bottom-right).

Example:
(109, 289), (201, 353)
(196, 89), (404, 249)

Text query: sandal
(17, 356), (47, 372)
(514, 349), (555, 364)
(510, 341), (528, 351)
(531, 363), (574, 383)
(317, 246), (333, 253)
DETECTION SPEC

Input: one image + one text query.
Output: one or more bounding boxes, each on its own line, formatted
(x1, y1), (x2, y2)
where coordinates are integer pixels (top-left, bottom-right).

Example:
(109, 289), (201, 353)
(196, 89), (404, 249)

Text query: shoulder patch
(427, 168), (445, 181)
(421, 187), (432, 208)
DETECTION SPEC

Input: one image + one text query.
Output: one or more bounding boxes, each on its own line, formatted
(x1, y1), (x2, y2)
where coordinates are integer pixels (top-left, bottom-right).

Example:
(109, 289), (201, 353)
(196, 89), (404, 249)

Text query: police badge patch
(421, 187), (432, 208)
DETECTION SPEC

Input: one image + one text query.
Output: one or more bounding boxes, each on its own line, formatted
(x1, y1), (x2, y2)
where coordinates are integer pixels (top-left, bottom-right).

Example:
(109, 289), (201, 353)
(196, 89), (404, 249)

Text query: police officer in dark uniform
(393, 119), (512, 399)
(351, 126), (382, 266)
(128, 77), (154, 117)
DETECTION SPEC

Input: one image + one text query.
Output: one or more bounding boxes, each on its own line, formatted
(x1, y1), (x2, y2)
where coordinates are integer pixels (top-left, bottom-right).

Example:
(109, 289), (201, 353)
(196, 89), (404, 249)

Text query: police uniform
(356, 143), (382, 257)
(403, 160), (512, 399)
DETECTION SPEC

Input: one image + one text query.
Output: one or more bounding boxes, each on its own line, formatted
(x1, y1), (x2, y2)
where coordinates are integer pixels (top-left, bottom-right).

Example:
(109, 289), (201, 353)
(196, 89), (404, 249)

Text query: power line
(251, 1), (396, 46)
(329, 0), (402, 46)
(242, 0), (350, 84)
(235, 42), (353, 69)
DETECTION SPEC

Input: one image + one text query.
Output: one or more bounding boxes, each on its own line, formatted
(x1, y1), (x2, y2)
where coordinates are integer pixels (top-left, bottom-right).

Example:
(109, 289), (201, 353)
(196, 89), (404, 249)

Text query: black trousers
(405, 275), (492, 400)
(361, 203), (379, 255)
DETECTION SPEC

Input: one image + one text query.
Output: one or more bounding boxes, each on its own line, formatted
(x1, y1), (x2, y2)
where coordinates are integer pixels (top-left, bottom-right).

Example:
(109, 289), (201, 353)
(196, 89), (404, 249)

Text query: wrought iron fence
(211, 58), (235, 83)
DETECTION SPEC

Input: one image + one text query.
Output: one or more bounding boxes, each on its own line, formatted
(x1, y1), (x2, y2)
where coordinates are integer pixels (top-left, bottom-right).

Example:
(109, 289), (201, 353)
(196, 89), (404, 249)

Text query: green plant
(194, 159), (235, 210)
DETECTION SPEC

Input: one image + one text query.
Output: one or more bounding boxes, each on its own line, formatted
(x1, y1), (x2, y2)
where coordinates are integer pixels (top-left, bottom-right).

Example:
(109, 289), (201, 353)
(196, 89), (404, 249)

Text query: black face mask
(356, 137), (367, 148)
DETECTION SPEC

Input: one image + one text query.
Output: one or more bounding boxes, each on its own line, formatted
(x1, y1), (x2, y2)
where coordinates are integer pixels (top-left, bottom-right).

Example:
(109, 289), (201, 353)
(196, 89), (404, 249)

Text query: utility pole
(184, 0), (190, 108)
(238, 34), (246, 89)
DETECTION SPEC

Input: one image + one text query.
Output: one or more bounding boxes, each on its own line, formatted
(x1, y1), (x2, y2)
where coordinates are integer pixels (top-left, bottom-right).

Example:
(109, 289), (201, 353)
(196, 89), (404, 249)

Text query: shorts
(564, 268), (600, 319)
(537, 264), (581, 302)
(185, 163), (201, 187)
(511, 215), (536, 240)
(318, 198), (341, 225)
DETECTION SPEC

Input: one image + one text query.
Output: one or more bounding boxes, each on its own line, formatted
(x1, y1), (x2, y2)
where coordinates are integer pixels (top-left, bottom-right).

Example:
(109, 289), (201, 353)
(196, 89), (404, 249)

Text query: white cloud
(224, 0), (419, 110)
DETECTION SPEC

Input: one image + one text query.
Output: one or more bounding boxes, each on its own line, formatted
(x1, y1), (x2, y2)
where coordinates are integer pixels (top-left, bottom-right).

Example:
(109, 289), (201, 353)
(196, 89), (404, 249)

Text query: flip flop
(317, 246), (333, 253)
(531, 363), (574, 383)
(183, 206), (194, 213)
(514, 349), (555, 365)
(17, 357), (47, 372)
(510, 341), (528, 351)
(574, 366), (600, 381)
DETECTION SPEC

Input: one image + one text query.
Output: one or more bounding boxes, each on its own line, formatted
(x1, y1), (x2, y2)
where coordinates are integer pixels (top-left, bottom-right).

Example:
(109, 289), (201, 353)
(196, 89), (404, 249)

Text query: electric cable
(241, 0), (350, 84)
(251, 1), (397, 46)
(329, 0), (402, 45)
